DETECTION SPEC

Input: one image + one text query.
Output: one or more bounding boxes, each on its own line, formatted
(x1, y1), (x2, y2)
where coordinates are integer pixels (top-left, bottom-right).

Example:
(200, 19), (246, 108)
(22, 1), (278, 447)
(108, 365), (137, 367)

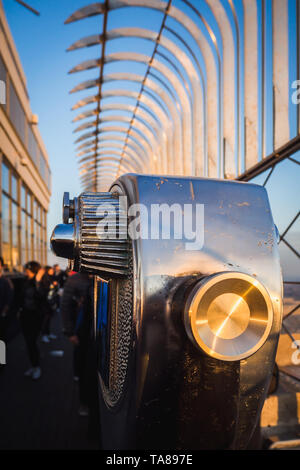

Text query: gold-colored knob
(184, 272), (273, 361)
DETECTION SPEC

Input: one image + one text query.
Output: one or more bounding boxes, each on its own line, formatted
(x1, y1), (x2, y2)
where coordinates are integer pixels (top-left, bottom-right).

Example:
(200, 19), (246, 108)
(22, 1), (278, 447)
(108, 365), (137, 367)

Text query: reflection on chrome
(184, 272), (273, 361)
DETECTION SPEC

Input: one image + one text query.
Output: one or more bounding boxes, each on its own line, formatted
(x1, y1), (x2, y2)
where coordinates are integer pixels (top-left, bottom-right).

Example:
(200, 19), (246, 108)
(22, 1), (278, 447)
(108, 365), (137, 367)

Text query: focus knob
(50, 223), (75, 259)
(51, 191), (129, 278)
(62, 192), (75, 224)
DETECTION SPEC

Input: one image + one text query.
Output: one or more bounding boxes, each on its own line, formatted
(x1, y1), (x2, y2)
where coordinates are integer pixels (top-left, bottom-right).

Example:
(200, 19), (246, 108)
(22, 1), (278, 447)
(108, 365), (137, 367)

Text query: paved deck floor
(0, 312), (99, 450)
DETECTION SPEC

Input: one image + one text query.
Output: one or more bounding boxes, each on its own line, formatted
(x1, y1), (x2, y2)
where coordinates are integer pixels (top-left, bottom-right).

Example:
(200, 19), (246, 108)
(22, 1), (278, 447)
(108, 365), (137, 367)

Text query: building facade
(0, 1), (51, 271)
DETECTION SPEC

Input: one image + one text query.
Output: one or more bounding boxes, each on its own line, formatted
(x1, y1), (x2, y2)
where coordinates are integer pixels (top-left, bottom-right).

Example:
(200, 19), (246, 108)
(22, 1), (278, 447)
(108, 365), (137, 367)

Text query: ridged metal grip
(79, 192), (129, 277)
(51, 191), (129, 278)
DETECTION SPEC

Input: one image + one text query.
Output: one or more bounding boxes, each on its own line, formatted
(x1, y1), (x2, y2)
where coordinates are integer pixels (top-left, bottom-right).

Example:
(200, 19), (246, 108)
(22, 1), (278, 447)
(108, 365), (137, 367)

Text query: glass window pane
(0, 54), (6, 109)
(12, 202), (19, 267)
(11, 174), (17, 201)
(34, 220), (39, 260)
(9, 82), (25, 143)
(2, 193), (10, 243)
(27, 125), (38, 166)
(2, 162), (9, 193)
(12, 202), (18, 247)
(21, 185), (26, 209)
(37, 203), (40, 223)
(40, 154), (46, 181)
(2, 193), (10, 268)
(33, 199), (37, 221)
(43, 209), (46, 228)
(27, 215), (32, 259)
(27, 193), (31, 215)
(21, 210), (27, 264)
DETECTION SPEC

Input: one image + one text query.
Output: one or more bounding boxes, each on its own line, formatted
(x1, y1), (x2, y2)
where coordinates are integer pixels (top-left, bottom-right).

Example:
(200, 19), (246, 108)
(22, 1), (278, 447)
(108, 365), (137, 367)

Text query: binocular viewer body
(51, 174), (282, 450)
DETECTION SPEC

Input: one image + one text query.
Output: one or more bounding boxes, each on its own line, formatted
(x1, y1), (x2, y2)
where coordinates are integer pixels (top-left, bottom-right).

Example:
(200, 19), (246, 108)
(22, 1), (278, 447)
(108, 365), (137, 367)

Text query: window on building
(40, 153), (46, 180)
(1, 158), (47, 270)
(1, 160), (21, 270)
(11, 173), (17, 201)
(1, 193), (10, 269)
(26, 191), (32, 262)
(27, 125), (39, 167)
(27, 191), (32, 213)
(2, 161), (9, 193)
(21, 184), (26, 210)
(21, 209), (27, 265)
(12, 201), (19, 267)
(0, 54), (7, 109)
(9, 82), (26, 144)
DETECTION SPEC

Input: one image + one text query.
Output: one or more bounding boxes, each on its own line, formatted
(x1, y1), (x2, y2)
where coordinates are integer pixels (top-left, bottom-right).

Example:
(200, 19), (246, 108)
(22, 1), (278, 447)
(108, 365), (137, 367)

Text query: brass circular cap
(184, 272), (273, 361)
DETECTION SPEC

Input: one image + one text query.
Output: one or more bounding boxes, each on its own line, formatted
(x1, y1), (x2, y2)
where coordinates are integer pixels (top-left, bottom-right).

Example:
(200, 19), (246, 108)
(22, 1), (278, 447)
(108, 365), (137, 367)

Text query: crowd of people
(20, 261), (67, 380)
(0, 257), (96, 421)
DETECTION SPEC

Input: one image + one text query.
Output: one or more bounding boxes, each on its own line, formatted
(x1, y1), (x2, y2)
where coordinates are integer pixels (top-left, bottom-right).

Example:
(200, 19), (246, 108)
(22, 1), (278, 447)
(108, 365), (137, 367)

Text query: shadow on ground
(0, 312), (99, 450)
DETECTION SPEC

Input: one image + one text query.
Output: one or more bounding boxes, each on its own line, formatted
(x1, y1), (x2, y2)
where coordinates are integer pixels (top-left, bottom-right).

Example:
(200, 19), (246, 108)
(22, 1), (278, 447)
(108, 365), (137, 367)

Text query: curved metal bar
(71, 83), (178, 174)
(76, 138), (100, 152)
(72, 103), (160, 141)
(67, 33), (103, 51)
(164, 25), (207, 175)
(77, 142), (140, 165)
(81, 170), (118, 185)
(65, 0), (225, 180)
(100, 73), (184, 173)
(78, 145), (143, 171)
(80, 159), (135, 175)
(80, 160), (137, 177)
(65, 3), (105, 23)
(79, 150), (143, 172)
(70, 78), (100, 94)
(91, 134), (148, 167)
(77, 144), (140, 165)
(69, 69), (177, 123)
(98, 124), (153, 159)
(113, 1), (219, 175)
(67, 25), (205, 134)
(75, 114), (159, 152)
(100, 73), (182, 173)
(74, 130), (148, 171)
(73, 119), (98, 133)
(76, 128), (149, 168)
(175, 0), (221, 177)
(203, 0), (235, 178)
(80, 160), (130, 174)
(104, 52), (192, 174)
(72, 88), (169, 126)
(73, 115), (157, 156)
(71, 95), (98, 111)
(73, 126), (144, 159)
(69, 75), (181, 174)
(68, 25), (193, 100)
(81, 171), (117, 181)
(74, 131), (98, 144)
(81, 168), (118, 180)
(101, 102), (161, 135)
(105, 0), (220, 176)
(71, 51), (191, 173)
